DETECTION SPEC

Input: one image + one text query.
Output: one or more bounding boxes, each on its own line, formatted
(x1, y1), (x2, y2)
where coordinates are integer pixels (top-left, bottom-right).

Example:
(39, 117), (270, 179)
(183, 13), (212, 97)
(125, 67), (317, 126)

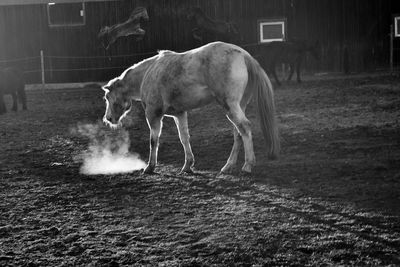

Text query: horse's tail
(244, 54), (280, 159)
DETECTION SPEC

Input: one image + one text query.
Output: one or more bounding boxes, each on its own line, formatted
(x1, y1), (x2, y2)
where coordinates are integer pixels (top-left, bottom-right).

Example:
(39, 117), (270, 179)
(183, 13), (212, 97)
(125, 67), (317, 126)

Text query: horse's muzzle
(103, 115), (119, 128)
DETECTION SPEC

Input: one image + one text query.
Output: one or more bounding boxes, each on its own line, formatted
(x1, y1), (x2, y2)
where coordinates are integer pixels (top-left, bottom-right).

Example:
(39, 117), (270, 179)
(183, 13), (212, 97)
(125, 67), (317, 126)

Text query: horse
(98, 7), (149, 50)
(254, 40), (320, 86)
(187, 7), (240, 44)
(0, 67), (27, 115)
(102, 42), (279, 175)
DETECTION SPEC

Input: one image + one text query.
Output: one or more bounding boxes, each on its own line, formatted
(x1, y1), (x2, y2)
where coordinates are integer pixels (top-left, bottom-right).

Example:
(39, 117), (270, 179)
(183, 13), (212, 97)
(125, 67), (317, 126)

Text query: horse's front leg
(173, 112), (195, 174)
(296, 57), (303, 83)
(11, 92), (18, 111)
(143, 110), (163, 174)
(287, 63), (295, 81)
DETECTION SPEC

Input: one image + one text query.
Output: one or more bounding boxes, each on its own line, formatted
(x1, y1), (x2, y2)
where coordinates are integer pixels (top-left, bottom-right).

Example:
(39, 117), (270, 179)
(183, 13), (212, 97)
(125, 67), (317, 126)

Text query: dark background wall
(0, 0), (399, 83)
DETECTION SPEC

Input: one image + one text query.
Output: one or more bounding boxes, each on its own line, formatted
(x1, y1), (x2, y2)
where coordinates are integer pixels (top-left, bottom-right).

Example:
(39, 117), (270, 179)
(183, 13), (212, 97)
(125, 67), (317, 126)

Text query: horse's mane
(118, 54), (159, 80)
(157, 50), (175, 57)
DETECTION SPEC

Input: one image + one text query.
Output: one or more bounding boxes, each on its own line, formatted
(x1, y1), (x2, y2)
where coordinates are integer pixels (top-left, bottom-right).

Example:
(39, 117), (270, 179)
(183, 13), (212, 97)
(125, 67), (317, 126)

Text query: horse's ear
(102, 85), (110, 92)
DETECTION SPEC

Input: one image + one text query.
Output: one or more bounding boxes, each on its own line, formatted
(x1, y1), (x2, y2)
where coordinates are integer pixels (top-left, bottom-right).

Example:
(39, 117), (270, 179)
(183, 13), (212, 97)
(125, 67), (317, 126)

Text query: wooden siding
(0, 0), (119, 6)
(0, 0), (399, 83)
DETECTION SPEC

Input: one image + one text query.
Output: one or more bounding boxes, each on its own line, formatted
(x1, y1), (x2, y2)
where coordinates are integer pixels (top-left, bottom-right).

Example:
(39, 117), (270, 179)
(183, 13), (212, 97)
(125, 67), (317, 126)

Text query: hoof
(219, 169), (235, 175)
(220, 163), (236, 174)
(142, 165), (155, 175)
(179, 168), (194, 175)
(241, 163), (252, 174)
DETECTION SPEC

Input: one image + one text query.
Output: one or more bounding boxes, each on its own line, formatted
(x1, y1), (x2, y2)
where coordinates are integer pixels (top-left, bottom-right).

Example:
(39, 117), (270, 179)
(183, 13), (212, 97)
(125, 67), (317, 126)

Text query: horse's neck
(118, 23), (141, 37)
(125, 56), (158, 100)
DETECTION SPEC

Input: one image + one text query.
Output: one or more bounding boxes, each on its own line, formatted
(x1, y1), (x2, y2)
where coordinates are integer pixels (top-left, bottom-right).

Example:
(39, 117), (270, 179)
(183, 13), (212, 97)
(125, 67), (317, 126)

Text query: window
(258, 18), (287, 43)
(395, 16), (400, 37)
(47, 2), (85, 27)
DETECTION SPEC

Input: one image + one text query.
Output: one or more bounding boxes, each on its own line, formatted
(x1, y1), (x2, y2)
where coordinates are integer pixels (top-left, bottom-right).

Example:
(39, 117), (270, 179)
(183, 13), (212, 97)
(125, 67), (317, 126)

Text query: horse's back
(0, 68), (24, 94)
(160, 41), (248, 87)
(141, 42), (249, 113)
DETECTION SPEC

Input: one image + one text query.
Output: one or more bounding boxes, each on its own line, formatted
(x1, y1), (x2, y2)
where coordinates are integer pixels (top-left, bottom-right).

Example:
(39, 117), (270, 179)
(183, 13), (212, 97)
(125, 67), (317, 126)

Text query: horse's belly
(166, 85), (213, 113)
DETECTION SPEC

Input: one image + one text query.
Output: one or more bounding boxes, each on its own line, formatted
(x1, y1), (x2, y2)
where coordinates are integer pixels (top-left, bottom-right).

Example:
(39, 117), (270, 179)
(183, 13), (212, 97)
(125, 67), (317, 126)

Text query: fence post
(40, 50), (45, 91)
(390, 24), (393, 73)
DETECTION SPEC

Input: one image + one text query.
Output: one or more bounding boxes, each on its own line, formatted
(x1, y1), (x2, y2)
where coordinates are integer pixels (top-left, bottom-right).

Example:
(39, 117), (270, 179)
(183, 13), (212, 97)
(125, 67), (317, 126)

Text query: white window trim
(258, 19), (286, 43)
(47, 2), (86, 28)
(395, 16), (400, 37)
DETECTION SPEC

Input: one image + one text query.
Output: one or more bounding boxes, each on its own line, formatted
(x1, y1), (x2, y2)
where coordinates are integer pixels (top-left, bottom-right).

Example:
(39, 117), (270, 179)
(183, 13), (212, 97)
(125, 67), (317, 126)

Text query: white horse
(103, 41), (280, 174)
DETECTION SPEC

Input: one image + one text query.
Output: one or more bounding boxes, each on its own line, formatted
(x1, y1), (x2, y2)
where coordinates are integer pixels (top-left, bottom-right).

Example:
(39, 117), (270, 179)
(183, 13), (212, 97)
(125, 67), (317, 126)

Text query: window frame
(395, 16), (400, 37)
(47, 2), (86, 28)
(258, 18), (287, 43)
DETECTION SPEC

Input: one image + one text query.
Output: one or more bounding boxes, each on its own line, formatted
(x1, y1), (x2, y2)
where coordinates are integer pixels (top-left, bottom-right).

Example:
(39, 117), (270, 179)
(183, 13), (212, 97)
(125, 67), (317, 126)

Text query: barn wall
(0, 0), (399, 83)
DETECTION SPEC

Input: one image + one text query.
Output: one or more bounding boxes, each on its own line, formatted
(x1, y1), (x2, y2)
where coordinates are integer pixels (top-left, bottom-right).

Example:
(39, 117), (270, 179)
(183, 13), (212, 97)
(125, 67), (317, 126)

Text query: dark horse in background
(98, 7), (149, 50)
(254, 40), (320, 86)
(0, 67), (27, 114)
(187, 7), (240, 44)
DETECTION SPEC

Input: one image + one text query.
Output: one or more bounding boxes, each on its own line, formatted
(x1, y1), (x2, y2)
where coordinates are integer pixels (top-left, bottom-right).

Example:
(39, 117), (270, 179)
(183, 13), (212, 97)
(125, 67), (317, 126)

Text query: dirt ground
(1, 73), (400, 266)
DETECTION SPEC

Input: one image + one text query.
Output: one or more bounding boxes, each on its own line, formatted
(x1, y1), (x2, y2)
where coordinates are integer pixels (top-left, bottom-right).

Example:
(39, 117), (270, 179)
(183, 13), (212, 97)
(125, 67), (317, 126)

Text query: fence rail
(0, 43), (261, 84)
(0, 50), (161, 84)
(1, 40), (399, 85)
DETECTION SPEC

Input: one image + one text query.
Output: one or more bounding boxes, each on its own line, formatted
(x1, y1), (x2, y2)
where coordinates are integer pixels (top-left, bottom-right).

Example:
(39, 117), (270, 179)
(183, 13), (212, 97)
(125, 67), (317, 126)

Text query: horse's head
(140, 8), (149, 21)
(102, 78), (132, 128)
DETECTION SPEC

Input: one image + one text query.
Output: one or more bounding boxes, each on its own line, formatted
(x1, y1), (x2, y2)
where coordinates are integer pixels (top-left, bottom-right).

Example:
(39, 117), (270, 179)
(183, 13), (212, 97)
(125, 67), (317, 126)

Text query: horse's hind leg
(269, 64), (281, 86)
(226, 105), (255, 173)
(143, 109), (163, 174)
(220, 126), (242, 174)
(18, 87), (27, 110)
(220, 99), (249, 174)
(173, 112), (195, 173)
(0, 95), (6, 114)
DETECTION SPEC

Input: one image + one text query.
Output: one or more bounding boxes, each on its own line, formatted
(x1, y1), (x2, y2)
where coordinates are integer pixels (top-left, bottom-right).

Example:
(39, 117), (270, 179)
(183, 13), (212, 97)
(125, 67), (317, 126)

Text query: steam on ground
(73, 123), (146, 175)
